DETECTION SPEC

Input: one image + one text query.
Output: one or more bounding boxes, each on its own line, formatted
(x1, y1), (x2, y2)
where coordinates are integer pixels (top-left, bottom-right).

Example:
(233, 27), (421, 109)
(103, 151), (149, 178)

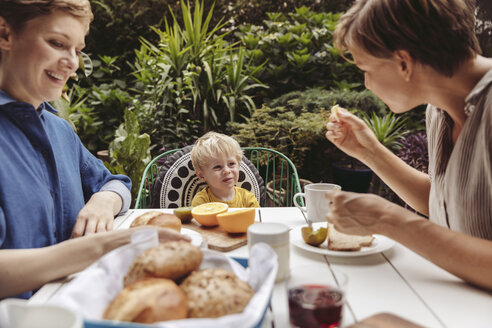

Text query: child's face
(197, 154), (240, 193)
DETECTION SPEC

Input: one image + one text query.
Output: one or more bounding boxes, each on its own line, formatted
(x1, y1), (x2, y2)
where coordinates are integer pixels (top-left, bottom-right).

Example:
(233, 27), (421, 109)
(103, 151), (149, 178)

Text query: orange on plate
(191, 202), (229, 226)
(217, 208), (256, 233)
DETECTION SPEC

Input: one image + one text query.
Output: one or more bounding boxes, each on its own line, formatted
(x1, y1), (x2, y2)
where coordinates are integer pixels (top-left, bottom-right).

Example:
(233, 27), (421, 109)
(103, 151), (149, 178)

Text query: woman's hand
(324, 189), (400, 236)
(325, 108), (381, 162)
(71, 191), (122, 237)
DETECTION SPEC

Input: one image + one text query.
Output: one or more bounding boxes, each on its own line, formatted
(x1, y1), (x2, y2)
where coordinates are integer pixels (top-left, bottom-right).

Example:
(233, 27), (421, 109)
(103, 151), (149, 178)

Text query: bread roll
(327, 223), (374, 251)
(180, 268), (254, 318)
(130, 211), (181, 232)
(124, 241), (202, 286)
(103, 278), (187, 323)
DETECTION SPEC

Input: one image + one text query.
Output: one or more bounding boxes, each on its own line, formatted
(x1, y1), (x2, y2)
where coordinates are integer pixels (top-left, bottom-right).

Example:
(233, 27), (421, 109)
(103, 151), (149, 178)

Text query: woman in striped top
(325, 0), (492, 290)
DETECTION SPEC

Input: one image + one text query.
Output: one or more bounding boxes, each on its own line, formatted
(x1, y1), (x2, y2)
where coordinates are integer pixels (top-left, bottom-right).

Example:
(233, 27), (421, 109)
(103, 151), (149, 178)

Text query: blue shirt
(0, 91), (131, 298)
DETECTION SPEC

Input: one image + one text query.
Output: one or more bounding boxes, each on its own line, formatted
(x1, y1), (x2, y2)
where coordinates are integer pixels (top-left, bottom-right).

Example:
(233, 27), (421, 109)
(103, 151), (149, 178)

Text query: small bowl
(217, 208), (256, 233)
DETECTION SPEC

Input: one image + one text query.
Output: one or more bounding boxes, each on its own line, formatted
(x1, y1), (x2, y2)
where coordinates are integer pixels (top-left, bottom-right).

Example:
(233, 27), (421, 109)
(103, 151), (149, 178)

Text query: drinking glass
(287, 265), (348, 328)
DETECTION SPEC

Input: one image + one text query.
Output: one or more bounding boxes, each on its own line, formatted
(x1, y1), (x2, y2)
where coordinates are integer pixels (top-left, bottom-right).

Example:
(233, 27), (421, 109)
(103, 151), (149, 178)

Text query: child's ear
(195, 170), (206, 182)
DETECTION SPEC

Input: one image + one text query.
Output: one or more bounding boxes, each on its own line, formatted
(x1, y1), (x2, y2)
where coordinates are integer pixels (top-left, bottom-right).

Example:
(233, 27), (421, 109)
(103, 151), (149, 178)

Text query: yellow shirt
(191, 186), (260, 208)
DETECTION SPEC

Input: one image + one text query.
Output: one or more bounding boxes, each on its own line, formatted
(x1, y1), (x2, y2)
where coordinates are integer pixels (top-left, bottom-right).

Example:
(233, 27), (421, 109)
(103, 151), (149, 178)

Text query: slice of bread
(327, 224), (374, 251)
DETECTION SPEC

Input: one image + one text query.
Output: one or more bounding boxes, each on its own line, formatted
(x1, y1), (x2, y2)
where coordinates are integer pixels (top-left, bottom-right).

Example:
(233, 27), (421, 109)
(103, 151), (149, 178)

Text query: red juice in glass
(288, 284), (344, 328)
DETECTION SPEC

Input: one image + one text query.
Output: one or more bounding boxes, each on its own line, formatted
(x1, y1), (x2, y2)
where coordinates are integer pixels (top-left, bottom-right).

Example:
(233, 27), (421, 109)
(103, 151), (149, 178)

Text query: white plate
(290, 223), (395, 257)
(182, 228), (204, 247)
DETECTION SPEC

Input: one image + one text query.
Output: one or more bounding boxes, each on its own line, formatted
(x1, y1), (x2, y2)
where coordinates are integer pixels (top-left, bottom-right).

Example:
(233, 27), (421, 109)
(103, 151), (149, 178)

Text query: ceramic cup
(293, 183), (341, 223)
(248, 222), (290, 282)
(0, 299), (82, 328)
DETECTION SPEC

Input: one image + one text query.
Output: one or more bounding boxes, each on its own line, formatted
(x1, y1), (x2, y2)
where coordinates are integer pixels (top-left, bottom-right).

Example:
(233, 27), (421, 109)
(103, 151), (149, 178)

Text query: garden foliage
(237, 7), (362, 101)
(130, 0), (267, 151)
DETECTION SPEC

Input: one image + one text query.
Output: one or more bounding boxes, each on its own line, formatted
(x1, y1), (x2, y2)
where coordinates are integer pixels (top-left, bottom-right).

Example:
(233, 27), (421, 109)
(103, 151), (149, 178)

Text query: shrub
(227, 105), (328, 170)
(236, 7), (363, 102)
(269, 88), (388, 115)
(397, 131), (429, 174)
(106, 109), (151, 204)
(61, 56), (131, 153)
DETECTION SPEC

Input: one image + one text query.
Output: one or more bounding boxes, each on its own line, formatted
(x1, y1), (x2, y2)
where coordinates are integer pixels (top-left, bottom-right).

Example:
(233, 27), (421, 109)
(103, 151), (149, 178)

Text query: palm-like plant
(131, 0), (266, 134)
(361, 111), (408, 153)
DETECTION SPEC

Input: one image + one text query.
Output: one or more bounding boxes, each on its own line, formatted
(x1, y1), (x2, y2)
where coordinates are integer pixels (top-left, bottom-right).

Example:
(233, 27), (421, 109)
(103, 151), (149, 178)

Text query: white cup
(293, 183), (341, 223)
(247, 223), (290, 282)
(0, 298), (82, 328)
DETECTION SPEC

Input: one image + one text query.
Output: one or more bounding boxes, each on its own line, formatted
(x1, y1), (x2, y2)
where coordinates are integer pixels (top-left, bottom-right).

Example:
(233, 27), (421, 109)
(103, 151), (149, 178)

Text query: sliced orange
(191, 202), (229, 226)
(217, 208), (256, 233)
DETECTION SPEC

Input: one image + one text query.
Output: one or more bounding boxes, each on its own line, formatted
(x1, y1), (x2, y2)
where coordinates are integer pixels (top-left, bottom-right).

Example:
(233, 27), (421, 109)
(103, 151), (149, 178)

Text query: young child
(190, 132), (260, 207)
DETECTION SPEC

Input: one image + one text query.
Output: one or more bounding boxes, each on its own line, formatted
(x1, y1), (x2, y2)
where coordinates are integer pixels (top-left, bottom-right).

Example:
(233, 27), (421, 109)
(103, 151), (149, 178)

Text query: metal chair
(135, 146), (302, 208)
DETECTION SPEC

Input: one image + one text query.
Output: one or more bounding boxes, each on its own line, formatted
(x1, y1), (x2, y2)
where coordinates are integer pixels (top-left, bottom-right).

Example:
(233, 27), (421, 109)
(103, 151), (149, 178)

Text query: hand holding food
(330, 104), (342, 122)
(325, 104), (380, 161)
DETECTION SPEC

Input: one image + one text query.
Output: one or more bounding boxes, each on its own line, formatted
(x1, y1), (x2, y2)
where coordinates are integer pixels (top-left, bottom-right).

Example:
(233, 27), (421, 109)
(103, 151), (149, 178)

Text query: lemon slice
(191, 202), (229, 226)
(173, 207), (194, 223)
(301, 226), (328, 246)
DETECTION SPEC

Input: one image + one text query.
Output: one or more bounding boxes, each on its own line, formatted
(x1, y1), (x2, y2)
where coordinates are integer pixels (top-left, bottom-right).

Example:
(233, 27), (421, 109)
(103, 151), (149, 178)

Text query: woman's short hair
(0, 0), (93, 34)
(334, 0), (481, 77)
(190, 132), (243, 173)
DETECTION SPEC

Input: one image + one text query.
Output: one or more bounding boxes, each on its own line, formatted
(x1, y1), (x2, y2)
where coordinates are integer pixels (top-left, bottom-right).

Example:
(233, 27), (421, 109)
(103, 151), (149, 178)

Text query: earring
(78, 52), (93, 77)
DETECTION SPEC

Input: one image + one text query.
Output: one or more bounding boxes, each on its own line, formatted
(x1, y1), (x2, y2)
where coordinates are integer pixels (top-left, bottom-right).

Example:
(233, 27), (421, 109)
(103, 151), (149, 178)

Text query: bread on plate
(327, 223), (374, 251)
(130, 211), (182, 232)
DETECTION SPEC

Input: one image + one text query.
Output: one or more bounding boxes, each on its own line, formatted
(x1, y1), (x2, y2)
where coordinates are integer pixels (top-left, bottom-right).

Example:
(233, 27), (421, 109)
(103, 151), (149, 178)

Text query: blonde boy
(190, 132), (260, 207)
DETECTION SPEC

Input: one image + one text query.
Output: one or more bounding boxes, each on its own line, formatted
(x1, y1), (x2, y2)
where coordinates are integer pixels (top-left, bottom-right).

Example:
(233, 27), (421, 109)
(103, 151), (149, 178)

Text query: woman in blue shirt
(0, 0), (188, 299)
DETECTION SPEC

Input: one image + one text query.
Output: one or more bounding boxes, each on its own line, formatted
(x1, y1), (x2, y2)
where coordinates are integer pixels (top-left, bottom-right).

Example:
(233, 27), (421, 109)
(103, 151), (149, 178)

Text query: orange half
(217, 208), (256, 233)
(191, 202), (229, 226)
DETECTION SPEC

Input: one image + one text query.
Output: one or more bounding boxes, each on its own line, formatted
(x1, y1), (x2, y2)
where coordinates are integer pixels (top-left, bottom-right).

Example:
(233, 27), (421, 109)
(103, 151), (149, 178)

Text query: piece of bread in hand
(130, 211), (181, 232)
(103, 278), (187, 323)
(180, 268), (255, 318)
(330, 104), (342, 122)
(124, 241), (202, 286)
(327, 223), (374, 251)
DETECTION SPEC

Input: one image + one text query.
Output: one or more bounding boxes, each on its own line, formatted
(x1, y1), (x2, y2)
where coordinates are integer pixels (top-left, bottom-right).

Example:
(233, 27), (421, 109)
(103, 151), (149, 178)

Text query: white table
(31, 208), (492, 328)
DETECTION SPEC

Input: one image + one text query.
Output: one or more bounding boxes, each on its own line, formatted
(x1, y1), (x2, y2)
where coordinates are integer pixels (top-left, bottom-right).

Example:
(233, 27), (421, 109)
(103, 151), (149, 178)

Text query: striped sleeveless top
(427, 69), (492, 240)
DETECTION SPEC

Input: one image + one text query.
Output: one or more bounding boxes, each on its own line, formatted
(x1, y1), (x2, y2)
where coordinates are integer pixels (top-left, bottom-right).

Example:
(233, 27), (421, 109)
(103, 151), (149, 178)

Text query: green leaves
(236, 6), (361, 96)
(361, 111), (408, 152)
(132, 0), (266, 134)
(106, 109), (151, 203)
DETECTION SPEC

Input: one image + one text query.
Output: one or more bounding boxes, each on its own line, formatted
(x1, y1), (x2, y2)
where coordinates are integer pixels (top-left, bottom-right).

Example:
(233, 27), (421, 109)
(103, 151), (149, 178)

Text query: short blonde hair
(190, 132), (243, 173)
(334, 0), (480, 77)
(0, 0), (93, 34)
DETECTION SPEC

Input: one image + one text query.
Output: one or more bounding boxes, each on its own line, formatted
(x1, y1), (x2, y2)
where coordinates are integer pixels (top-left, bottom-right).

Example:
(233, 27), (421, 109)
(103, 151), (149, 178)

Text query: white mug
(293, 183), (341, 222)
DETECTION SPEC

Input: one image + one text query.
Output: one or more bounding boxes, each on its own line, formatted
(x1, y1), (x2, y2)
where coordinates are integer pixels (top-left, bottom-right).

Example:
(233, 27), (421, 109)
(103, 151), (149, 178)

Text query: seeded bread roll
(327, 223), (374, 251)
(124, 241), (202, 286)
(180, 268), (254, 318)
(103, 278), (187, 323)
(130, 211), (182, 232)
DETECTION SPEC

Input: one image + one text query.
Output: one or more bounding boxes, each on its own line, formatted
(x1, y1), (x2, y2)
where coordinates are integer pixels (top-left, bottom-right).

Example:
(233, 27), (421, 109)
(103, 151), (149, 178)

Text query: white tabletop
(31, 208), (492, 328)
